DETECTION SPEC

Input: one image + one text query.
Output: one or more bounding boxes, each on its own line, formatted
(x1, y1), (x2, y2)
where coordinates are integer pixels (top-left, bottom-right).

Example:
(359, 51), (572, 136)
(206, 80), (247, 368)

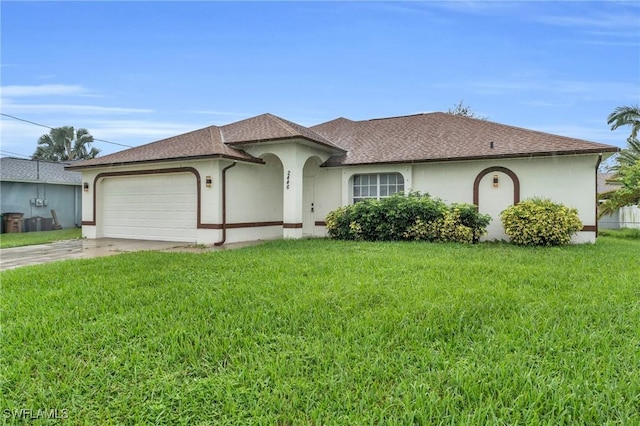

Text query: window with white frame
(353, 173), (405, 203)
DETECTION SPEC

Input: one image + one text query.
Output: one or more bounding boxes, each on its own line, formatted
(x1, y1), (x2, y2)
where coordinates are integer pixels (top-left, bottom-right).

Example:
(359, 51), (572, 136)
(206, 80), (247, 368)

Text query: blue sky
(1, 1), (639, 158)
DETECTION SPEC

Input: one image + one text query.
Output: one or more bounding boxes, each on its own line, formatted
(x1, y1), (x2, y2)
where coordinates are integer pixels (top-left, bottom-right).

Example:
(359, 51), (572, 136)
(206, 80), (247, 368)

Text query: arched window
(353, 172), (404, 203)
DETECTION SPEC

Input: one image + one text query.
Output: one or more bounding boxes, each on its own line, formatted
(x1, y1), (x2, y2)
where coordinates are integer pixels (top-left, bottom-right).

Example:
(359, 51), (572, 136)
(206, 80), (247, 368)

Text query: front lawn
(0, 228), (81, 249)
(1, 237), (639, 424)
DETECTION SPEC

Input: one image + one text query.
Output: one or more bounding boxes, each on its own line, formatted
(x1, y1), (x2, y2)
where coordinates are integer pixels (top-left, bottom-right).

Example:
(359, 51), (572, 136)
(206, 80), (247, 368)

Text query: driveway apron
(0, 239), (193, 271)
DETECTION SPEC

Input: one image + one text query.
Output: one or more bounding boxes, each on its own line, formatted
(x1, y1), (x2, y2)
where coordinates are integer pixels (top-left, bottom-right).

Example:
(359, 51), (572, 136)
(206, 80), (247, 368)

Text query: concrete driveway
(0, 238), (256, 271)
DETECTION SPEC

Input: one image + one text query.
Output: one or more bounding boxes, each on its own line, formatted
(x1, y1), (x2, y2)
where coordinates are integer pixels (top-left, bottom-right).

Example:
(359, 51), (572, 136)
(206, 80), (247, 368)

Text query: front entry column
(280, 148), (304, 239)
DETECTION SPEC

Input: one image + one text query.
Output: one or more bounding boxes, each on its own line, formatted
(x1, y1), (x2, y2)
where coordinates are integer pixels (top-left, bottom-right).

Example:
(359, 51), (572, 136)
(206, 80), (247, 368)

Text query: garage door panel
(102, 173), (197, 242)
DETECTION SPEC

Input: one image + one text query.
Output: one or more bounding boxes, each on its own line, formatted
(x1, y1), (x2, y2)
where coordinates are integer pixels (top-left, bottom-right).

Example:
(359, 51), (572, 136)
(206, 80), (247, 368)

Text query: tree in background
(599, 162), (640, 216)
(446, 100), (488, 120)
(607, 105), (640, 169)
(32, 126), (100, 161)
(599, 105), (640, 216)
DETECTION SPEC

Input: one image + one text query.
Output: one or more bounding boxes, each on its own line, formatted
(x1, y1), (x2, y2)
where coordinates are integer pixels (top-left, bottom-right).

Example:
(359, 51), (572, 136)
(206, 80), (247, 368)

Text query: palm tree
(604, 105), (640, 170)
(607, 105), (640, 143)
(598, 106), (640, 216)
(32, 126), (100, 161)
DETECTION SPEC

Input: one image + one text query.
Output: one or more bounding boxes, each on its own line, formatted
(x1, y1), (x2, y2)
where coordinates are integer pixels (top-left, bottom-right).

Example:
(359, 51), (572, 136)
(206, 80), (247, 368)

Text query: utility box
(3, 212), (24, 233)
(25, 216), (55, 232)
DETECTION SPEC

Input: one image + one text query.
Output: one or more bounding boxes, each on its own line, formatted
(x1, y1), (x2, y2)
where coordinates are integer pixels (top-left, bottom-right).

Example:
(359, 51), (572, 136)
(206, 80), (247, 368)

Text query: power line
(0, 149), (31, 158)
(0, 112), (133, 148)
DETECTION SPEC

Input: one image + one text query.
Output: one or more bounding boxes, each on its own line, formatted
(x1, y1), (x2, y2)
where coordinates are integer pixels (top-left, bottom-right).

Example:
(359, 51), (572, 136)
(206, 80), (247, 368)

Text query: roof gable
(221, 113), (345, 151)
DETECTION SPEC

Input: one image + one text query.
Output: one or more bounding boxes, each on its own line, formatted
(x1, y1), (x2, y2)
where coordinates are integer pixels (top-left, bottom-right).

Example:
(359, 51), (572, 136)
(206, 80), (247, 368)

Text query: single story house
(67, 112), (619, 244)
(597, 172), (640, 229)
(1, 157), (82, 231)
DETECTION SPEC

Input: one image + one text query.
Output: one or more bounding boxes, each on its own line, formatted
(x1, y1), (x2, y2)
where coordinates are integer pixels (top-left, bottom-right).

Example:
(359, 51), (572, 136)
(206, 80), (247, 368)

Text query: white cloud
(90, 119), (197, 138)
(471, 80), (639, 101)
(2, 102), (154, 115)
(1, 84), (88, 97)
(535, 12), (640, 30)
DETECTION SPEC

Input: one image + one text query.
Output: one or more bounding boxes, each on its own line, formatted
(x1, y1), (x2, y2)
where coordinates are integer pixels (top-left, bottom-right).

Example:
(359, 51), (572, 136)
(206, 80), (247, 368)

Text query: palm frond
(607, 105), (640, 140)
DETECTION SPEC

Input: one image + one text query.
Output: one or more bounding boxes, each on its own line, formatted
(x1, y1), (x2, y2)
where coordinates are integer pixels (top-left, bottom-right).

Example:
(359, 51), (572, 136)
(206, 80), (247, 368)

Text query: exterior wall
(320, 155), (599, 243)
(78, 152), (600, 244)
(410, 154), (599, 243)
(80, 159), (224, 242)
(312, 167), (343, 236)
(223, 155), (284, 244)
(243, 140), (335, 239)
(0, 181), (81, 230)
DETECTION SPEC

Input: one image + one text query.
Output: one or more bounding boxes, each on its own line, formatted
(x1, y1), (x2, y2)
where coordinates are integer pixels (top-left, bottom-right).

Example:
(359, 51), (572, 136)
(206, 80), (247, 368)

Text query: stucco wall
(1, 181), (81, 230)
(79, 159), (222, 241)
(411, 154), (599, 242)
(223, 156), (284, 243)
(78, 153), (600, 244)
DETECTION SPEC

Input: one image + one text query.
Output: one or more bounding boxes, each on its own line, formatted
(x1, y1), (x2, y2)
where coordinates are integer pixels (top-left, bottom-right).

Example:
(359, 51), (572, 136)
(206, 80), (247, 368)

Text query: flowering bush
(500, 198), (583, 246)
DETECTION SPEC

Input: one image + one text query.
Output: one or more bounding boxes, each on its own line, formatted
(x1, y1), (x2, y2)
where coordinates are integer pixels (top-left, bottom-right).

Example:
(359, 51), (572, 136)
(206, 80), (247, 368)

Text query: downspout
(595, 153), (603, 236)
(214, 161), (237, 246)
(74, 185), (79, 227)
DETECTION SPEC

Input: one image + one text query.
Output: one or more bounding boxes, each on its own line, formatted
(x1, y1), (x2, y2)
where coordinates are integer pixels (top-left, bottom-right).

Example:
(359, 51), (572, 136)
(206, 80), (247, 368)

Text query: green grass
(0, 228), (81, 249)
(598, 227), (640, 240)
(1, 238), (639, 424)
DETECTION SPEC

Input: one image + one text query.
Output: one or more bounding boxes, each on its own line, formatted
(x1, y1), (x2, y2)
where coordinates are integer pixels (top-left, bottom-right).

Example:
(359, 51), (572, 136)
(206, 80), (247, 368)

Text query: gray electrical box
(30, 198), (48, 207)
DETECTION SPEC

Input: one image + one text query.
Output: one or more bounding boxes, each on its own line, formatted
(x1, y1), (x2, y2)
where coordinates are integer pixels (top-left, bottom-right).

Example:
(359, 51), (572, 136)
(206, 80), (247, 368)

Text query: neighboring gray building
(1, 157), (82, 230)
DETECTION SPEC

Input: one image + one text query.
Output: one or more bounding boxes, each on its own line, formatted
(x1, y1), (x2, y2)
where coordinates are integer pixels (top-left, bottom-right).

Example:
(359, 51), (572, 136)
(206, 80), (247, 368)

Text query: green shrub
(326, 193), (490, 243)
(404, 204), (491, 243)
(500, 198), (583, 246)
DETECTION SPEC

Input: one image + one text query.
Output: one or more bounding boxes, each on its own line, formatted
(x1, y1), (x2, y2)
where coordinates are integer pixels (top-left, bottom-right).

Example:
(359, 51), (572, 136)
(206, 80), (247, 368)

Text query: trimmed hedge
(500, 198), (583, 246)
(325, 193), (491, 243)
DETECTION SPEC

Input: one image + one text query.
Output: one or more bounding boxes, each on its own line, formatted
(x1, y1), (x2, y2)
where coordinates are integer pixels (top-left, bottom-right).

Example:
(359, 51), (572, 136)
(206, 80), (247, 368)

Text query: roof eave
(321, 148), (620, 167)
(0, 178), (81, 186)
(65, 153), (264, 171)
(226, 136), (347, 154)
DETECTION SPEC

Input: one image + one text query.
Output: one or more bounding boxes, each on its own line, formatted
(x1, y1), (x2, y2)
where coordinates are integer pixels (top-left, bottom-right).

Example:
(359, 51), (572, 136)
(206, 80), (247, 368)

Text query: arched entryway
(258, 153), (284, 225)
(473, 167), (520, 240)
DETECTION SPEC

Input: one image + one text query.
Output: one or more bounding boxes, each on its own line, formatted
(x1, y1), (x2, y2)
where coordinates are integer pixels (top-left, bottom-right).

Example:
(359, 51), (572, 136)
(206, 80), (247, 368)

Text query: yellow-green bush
(501, 198), (583, 246)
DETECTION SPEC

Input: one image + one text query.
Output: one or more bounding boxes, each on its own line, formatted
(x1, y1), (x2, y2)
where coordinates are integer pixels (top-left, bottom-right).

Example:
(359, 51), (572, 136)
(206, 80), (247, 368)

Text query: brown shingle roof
(67, 112), (619, 170)
(311, 112), (619, 166)
(67, 113), (344, 170)
(67, 125), (262, 169)
(221, 113), (345, 151)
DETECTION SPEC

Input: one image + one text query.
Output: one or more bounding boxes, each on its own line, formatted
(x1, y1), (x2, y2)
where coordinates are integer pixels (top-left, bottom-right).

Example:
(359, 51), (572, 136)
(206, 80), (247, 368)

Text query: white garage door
(102, 173), (197, 242)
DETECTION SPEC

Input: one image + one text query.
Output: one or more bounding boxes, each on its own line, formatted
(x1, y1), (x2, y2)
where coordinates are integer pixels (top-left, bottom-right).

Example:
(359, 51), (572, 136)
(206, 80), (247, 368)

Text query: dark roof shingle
(221, 113), (344, 151)
(66, 112), (619, 170)
(67, 125), (262, 169)
(1, 157), (81, 185)
(311, 112), (619, 166)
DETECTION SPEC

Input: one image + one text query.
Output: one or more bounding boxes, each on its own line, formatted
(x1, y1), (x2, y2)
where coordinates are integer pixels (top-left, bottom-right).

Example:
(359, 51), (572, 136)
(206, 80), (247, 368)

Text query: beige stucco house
(67, 112), (619, 244)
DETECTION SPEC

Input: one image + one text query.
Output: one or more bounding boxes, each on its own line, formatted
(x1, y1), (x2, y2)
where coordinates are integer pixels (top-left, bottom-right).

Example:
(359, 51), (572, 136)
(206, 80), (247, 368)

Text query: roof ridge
(209, 127), (217, 152)
(265, 113), (298, 137)
(365, 112), (433, 122)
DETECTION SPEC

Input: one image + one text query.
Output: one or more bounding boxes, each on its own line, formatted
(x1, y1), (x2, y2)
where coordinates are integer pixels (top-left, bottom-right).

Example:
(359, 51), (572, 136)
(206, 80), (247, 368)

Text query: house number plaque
(286, 170), (291, 189)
